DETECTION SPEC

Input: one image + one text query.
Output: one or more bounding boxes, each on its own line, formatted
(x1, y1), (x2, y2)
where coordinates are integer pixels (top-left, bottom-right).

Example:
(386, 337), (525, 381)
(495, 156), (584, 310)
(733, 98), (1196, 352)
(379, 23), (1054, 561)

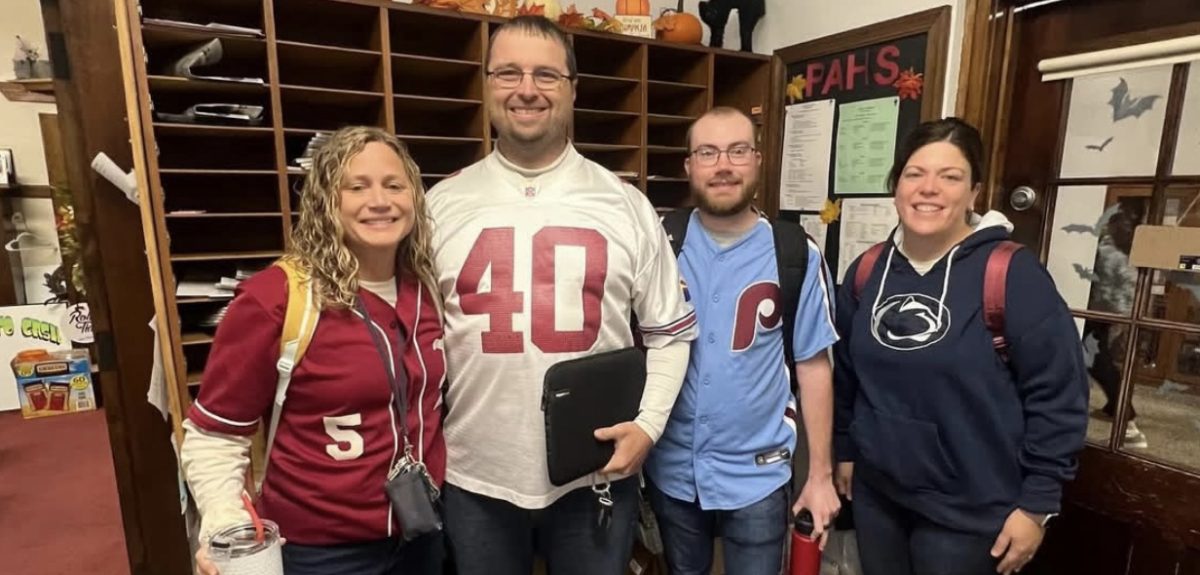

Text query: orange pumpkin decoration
(654, 1), (702, 44)
(615, 0), (650, 16)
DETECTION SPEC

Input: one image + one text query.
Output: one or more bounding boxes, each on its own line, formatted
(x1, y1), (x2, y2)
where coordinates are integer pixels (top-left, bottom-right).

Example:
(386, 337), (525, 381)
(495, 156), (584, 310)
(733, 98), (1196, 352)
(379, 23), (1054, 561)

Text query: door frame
(954, 0), (1200, 551)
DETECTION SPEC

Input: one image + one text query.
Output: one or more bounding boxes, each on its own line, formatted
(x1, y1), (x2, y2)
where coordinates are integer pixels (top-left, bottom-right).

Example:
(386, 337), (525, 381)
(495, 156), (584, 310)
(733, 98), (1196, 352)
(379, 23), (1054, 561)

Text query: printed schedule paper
(778, 100), (836, 211)
(835, 97), (899, 195)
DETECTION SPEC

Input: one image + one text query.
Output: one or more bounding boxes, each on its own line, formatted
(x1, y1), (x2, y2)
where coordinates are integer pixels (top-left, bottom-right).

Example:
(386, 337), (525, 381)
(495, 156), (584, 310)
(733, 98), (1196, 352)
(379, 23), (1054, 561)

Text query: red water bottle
(789, 509), (821, 575)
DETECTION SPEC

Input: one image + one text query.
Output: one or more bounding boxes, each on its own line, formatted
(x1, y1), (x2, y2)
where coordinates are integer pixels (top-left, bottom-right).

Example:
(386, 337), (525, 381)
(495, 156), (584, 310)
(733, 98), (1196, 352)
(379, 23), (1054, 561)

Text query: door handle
(1009, 186), (1038, 211)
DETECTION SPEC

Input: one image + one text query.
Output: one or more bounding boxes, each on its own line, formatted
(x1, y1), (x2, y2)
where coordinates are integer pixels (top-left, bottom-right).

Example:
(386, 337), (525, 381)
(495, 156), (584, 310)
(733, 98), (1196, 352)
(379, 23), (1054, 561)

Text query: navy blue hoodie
(833, 212), (1089, 535)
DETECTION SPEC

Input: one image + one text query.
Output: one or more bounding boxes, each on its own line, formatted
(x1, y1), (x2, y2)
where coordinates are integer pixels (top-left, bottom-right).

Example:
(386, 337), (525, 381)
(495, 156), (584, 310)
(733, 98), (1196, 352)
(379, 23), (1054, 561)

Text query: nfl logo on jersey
(680, 279), (690, 302)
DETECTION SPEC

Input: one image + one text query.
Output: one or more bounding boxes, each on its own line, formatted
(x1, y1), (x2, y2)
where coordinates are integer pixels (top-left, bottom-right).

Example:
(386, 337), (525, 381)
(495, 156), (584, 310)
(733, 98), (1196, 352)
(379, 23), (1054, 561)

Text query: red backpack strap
(853, 242), (888, 300)
(984, 241), (1022, 361)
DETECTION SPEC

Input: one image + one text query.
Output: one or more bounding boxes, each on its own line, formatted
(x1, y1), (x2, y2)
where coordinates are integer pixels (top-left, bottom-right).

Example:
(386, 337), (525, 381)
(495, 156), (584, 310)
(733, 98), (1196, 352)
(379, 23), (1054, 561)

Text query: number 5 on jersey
(456, 226), (608, 354)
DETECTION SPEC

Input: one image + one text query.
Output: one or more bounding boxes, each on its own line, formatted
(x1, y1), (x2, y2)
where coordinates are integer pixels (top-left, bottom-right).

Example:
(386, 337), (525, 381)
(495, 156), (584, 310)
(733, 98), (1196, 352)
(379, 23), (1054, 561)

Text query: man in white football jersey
(426, 15), (697, 575)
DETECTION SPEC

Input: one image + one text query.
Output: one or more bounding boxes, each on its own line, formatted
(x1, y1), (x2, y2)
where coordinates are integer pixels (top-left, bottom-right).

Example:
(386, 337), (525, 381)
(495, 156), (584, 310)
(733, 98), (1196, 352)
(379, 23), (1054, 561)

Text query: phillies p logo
(732, 282), (782, 351)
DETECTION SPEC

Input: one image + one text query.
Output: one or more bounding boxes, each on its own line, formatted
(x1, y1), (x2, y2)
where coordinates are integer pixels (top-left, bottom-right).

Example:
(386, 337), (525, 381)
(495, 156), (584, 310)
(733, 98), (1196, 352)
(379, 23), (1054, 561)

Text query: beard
(692, 173), (759, 216)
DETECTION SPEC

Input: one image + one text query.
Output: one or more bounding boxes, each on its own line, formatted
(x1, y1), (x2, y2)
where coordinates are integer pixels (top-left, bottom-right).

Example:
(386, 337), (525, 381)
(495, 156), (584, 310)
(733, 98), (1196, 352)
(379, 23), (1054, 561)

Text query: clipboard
(541, 347), (646, 486)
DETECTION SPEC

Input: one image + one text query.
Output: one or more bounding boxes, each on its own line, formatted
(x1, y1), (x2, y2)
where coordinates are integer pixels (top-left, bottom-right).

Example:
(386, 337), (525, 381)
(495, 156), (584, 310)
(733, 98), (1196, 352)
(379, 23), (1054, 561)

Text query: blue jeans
(648, 482), (789, 575)
(442, 478), (639, 575)
(852, 475), (999, 575)
(280, 531), (444, 575)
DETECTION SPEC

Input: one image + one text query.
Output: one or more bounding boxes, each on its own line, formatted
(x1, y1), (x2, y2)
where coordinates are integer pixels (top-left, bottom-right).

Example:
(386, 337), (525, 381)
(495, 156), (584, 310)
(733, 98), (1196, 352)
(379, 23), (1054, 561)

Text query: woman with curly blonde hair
(181, 126), (447, 575)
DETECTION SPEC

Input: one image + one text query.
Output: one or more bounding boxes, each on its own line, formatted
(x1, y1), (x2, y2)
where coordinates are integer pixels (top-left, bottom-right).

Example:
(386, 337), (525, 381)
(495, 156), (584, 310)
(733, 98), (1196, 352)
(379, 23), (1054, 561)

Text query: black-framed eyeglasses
(690, 144), (757, 167)
(487, 68), (575, 90)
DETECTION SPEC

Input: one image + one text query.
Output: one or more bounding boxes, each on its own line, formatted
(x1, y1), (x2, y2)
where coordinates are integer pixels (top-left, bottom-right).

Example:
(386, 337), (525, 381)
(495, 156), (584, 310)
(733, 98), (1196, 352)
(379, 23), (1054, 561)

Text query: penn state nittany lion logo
(871, 294), (951, 350)
(732, 281), (781, 351)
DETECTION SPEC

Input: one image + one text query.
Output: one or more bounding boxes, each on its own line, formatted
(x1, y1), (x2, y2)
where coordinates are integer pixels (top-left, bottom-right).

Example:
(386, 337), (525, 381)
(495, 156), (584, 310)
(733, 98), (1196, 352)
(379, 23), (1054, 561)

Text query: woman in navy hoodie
(833, 118), (1088, 575)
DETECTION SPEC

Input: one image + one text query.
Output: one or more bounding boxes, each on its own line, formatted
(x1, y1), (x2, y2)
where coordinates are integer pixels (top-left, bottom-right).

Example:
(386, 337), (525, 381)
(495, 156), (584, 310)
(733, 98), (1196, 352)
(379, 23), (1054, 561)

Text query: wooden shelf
(0, 183), (54, 198)
(399, 135), (483, 145)
(0, 79), (54, 103)
(176, 296), (235, 304)
(153, 122), (274, 136)
(647, 145), (689, 154)
(141, 22), (266, 45)
(577, 143), (640, 152)
(647, 177), (689, 182)
(159, 168), (277, 175)
(393, 53), (479, 73)
(187, 372), (203, 387)
(648, 113), (697, 125)
(279, 84), (384, 104)
(576, 108), (640, 121)
(147, 75), (267, 95)
(394, 94), (481, 111)
(165, 212), (283, 219)
(180, 332), (214, 346)
(277, 39), (380, 58)
(648, 79), (708, 93)
(170, 250), (284, 262)
(577, 73), (640, 87)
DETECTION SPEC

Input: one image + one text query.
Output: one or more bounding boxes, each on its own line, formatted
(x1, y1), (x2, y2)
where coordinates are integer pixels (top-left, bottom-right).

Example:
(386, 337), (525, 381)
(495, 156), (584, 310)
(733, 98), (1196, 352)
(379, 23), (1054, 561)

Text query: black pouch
(385, 458), (442, 542)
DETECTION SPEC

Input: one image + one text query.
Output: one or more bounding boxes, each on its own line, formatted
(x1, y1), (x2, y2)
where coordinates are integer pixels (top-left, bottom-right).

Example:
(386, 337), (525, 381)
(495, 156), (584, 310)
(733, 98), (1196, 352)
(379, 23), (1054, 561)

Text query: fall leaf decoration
(786, 74), (806, 104)
(517, 1), (545, 16)
(558, 3), (587, 28)
(587, 7), (623, 33)
(819, 199), (842, 225)
(494, 0), (518, 17)
(415, 0), (488, 13)
(894, 68), (924, 101)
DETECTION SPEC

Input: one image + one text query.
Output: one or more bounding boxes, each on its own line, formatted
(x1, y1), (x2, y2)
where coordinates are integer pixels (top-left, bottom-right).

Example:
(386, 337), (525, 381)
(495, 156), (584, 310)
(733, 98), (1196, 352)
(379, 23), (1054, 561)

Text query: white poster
(798, 214), (828, 254)
(1060, 66), (1172, 178)
(1172, 61), (1200, 175)
(779, 100), (836, 211)
(0, 303), (74, 411)
(837, 198), (899, 283)
(1046, 186), (1109, 311)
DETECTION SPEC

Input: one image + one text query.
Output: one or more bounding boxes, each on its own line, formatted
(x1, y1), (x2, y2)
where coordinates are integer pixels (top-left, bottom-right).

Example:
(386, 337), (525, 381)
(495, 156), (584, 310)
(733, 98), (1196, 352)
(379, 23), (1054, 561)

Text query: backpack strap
(984, 241), (1021, 362)
(853, 242), (888, 301)
(770, 219), (809, 387)
(262, 259), (320, 482)
(660, 207), (693, 258)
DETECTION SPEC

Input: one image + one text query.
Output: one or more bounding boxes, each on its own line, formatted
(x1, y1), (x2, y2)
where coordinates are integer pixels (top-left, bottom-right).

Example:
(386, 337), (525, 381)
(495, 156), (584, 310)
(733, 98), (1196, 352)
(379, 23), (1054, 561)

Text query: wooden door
(970, 1), (1200, 572)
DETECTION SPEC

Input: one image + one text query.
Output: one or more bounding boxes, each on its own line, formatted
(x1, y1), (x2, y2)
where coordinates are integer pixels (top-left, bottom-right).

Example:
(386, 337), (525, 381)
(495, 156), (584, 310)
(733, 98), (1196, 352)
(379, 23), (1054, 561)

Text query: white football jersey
(428, 146), (697, 508)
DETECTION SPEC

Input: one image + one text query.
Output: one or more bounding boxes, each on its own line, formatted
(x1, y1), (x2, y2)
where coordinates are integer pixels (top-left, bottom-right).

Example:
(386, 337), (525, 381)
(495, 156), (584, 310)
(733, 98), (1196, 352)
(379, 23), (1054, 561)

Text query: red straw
(241, 492), (265, 543)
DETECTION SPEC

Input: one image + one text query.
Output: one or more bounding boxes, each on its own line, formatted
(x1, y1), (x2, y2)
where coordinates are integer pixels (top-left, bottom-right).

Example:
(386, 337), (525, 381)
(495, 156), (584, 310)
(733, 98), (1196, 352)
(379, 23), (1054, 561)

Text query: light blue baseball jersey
(646, 211), (839, 510)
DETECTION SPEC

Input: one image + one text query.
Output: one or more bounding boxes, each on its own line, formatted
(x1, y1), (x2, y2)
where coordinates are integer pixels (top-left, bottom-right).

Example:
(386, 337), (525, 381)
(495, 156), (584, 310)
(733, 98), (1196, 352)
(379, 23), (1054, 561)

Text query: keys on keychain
(593, 482), (614, 530)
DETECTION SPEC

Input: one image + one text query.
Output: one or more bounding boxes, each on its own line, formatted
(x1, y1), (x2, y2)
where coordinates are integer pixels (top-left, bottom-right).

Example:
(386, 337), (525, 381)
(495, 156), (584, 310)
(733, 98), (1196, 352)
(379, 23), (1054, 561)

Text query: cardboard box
(1129, 225), (1200, 271)
(14, 348), (95, 419)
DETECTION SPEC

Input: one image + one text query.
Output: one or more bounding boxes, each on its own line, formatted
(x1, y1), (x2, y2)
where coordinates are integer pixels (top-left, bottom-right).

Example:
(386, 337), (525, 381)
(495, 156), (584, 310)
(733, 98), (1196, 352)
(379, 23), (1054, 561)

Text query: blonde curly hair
(285, 126), (438, 310)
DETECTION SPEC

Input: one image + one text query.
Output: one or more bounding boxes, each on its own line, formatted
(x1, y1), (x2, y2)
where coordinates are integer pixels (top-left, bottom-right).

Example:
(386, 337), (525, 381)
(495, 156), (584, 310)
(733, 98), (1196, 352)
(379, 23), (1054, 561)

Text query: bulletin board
(764, 6), (952, 283)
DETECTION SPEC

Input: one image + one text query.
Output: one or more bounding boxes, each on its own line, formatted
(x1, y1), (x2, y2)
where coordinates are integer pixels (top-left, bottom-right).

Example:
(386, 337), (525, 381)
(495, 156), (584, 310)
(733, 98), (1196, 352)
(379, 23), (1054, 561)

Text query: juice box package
(13, 348), (95, 419)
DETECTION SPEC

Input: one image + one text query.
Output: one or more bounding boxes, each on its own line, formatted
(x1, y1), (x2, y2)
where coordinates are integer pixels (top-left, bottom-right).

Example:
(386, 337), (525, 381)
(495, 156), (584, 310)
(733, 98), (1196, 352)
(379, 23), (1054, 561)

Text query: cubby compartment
(141, 0), (263, 31)
(405, 141), (483, 177)
(153, 126), (276, 170)
(160, 172), (281, 215)
(275, 0), (381, 51)
(646, 179), (691, 207)
(395, 100), (484, 139)
(149, 79), (272, 126)
(648, 44), (709, 85)
(572, 34), (642, 80)
(574, 109), (640, 147)
(576, 75), (641, 114)
(182, 343), (211, 388)
(713, 53), (770, 112)
(277, 41), (384, 93)
(645, 119), (690, 149)
(389, 10), (482, 62)
(648, 82), (707, 117)
(280, 87), (386, 132)
(166, 217), (284, 258)
(647, 150), (689, 180)
(393, 54), (483, 100)
(142, 29), (267, 84)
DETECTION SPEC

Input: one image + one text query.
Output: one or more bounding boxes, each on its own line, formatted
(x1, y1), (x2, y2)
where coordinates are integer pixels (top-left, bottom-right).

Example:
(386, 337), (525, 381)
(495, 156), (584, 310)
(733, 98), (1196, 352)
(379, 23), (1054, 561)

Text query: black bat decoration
(1061, 223), (1096, 234)
(1085, 136), (1113, 151)
(1072, 263), (1100, 282)
(1109, 78), (1161, 122)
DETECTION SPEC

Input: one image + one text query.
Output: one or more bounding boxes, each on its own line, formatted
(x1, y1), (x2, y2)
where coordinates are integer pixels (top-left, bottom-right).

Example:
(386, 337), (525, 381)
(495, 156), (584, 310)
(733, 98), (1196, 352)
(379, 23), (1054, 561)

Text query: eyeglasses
(690, 145), (757, 167)
(487, 68), (574, 90)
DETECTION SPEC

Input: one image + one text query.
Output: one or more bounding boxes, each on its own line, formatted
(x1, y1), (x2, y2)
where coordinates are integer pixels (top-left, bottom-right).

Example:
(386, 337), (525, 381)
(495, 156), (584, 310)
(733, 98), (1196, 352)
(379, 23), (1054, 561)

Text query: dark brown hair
(886, 117), (984, 194)
(486, 15), (577, 79)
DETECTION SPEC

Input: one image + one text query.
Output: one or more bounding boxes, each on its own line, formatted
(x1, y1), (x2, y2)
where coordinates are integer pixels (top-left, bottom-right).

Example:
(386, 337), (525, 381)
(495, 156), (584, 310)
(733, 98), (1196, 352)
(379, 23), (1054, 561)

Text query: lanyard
(353, 298), (413, 457)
